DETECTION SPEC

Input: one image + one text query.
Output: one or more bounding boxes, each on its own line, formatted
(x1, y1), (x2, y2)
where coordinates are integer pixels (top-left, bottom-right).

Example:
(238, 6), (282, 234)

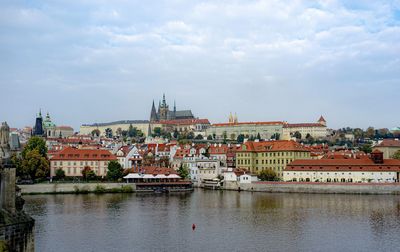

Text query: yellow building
(236, 140), (311, 178)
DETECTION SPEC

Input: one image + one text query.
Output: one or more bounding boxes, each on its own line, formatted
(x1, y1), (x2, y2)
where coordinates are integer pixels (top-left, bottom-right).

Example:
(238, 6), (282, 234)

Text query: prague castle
(150, 94), (194, 122)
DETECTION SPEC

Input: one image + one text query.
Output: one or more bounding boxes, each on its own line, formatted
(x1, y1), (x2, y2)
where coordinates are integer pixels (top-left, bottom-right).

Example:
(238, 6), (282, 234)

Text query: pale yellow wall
(51, 160), (111, 177)
(206, 124), (283, 140)
(236, 151), (311, 178)
(282, 126), (327, 140)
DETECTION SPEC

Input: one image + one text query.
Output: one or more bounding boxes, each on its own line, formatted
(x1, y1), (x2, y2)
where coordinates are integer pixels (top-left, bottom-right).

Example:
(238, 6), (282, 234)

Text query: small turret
(318, 115), (326, 126)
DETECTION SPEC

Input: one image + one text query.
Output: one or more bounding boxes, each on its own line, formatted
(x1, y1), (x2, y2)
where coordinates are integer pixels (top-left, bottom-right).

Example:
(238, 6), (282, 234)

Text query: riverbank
(20, 181), (400, 195)
(225, 181), (400, 194)
(19, 183), (135, 195)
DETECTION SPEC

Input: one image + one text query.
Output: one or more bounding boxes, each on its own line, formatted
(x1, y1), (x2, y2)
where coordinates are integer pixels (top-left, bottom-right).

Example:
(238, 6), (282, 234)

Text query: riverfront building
(284, 150), (400, 183)
(50, 147), (117, 177)
(236, 140), (311, 178)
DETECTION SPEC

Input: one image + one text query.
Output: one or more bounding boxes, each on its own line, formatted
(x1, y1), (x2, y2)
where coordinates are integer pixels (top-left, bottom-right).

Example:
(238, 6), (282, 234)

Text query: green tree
(392, 150), (400, 159)
(187, 132), (195, 139)
(11, 153), (23, 177)
(177, 164), (189, 179)
(237, 134), (245, 143)
(91, 129), (100, 137)
(105, 128), (113, 138)
(271, 133), (280, 140)
(365, 127), (375, 139)
(258, 169), (278, 181)
(256, 133), (261, 140)
(293, 131), (302, 140)
(55, 168), (65, 180)
(207, 135), (213, 140)
(121, 130), (128, 138)
(195, 134), (204, 140)
(107, 160), (124, 181)
(152, 127), (162, 137)
(21, 149), (49, 180)
(173, 129), (180, 139)
(359, 144), (372, 154)
(22, 136), (47, 158)
(223, 131), (227, 140)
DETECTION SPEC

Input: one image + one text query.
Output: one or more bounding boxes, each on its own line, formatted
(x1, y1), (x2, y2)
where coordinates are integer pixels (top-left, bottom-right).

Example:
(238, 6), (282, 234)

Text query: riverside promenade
(19, 183), (133, 194)
(227, 181), (400, 194)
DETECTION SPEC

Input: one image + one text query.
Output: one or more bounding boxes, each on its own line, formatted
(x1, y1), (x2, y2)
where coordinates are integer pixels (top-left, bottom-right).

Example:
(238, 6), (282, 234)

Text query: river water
(24, 190), (400, 252)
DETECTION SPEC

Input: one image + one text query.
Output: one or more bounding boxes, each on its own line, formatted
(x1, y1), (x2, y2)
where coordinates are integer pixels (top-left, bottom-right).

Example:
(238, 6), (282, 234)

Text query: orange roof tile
(50, 147), (116, 161)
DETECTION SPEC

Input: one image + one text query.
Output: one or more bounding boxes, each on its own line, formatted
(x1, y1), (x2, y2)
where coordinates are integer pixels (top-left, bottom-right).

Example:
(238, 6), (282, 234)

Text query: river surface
(24, 190), (400, 252)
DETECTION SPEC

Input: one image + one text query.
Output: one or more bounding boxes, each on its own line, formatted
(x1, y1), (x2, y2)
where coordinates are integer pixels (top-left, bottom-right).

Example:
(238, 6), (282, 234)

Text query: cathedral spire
(150, 100), (158, 122)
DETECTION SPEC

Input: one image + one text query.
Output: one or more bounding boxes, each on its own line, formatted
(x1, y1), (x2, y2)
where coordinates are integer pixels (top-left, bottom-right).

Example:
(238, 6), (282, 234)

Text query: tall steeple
(150, 100), (158, 122)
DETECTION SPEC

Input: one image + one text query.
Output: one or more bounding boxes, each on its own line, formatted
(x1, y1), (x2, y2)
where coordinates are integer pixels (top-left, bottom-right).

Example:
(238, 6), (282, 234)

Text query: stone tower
(158, 93), (169, 121)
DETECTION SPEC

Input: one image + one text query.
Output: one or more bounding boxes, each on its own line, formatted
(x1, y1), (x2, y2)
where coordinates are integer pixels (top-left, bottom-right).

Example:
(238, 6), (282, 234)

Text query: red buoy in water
(192, 224), (196, 231)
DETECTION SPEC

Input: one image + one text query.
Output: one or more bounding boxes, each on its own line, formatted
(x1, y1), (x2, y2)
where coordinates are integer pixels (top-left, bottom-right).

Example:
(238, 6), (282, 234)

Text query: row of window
(53, 167), (107, 175)
(289, 172), (394, 176)
(237, 152), (308, 158)
(52, 161), (109, 166)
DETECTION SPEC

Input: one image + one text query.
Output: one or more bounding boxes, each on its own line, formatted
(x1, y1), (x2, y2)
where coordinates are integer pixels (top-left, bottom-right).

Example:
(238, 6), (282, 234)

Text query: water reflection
(24, 191), (400, 252)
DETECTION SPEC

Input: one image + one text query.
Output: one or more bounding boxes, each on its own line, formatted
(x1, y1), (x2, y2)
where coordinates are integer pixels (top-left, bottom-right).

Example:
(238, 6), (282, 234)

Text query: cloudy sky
(0, 0), (399, 130)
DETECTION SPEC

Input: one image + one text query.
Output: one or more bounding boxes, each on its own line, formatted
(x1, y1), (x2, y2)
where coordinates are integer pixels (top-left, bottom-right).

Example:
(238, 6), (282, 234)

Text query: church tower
(33, 110), (44, 136)
(158, 93), (169, 120)
(150, 100), (158, 122)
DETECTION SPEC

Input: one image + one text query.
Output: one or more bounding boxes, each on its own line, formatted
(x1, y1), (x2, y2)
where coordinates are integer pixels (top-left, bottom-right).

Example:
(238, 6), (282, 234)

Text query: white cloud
(0, 0), (399, 129)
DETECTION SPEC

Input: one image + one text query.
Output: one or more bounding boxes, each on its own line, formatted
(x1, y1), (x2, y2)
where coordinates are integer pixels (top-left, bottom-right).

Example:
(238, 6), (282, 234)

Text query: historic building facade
(235, 140), (311, 178)
(282, 116), (328, 140)
(50, 147), (117, 177)
(284, 150), (400, 183)
(206, 121), (285, 140)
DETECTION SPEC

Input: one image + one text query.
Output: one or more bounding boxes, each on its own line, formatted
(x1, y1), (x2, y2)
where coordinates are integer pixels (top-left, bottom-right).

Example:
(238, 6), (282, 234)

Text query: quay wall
(227, 182), (400, 194)
(19, 183), (134, 194)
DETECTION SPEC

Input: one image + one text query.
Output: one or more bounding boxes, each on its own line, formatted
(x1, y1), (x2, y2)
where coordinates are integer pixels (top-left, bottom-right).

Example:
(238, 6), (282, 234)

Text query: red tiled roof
(50, 147), (116, 161)
(239, 140), (309, 152)
(159, 119), (210, 125)
(376, 139), (400, 148)
(212, 121), (284, 127)
(57, 126), (74, 130)
(126, 166), (177, 175)
(318, 116), (326, 122)
(286, 158), (400, 172)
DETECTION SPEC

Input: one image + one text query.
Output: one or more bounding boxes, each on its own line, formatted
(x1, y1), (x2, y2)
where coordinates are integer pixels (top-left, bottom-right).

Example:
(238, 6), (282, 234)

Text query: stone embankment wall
(224, 182), (400, 195)
(19, 183), (134, 194)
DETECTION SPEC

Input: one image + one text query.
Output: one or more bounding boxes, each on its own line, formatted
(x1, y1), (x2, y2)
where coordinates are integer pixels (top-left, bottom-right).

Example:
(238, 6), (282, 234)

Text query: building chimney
(371, 149), (384, 164)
